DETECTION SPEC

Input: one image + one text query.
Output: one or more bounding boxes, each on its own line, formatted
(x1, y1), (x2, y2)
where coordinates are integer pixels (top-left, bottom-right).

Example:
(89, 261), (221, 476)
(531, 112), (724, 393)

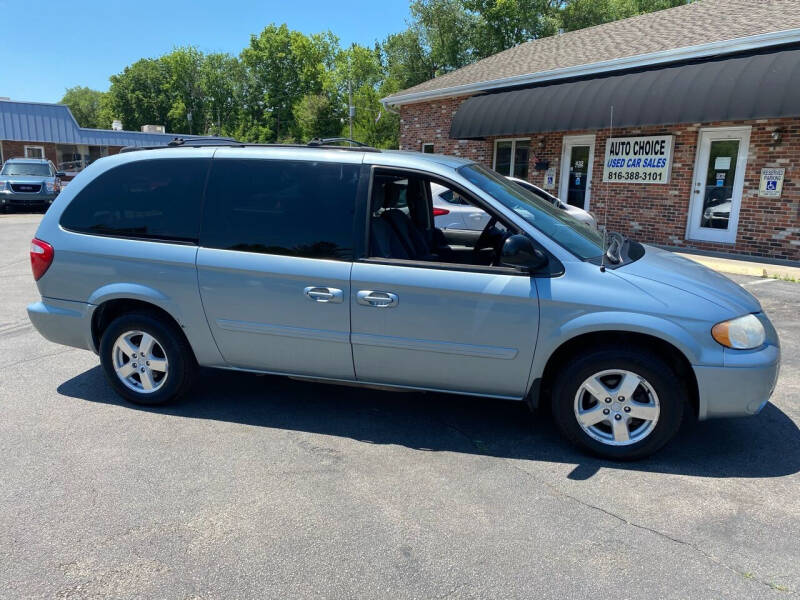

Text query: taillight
(30, 238), (54, 281)
(433, 208), (450, 217)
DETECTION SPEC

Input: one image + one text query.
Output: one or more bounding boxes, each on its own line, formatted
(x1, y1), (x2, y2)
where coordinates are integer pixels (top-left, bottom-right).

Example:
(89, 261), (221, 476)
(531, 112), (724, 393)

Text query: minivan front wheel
(551, 349), (684, 460)
(99, 312), (195, 405)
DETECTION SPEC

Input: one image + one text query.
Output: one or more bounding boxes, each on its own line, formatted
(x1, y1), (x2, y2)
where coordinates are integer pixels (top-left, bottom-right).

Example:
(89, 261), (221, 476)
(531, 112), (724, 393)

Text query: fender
(88, 283), (184, 325)
(527, 310), (725, 392)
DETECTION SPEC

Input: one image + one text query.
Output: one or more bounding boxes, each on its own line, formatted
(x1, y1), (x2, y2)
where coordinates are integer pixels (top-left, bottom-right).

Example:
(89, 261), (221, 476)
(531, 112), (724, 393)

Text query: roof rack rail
(307, 137), (369, 148)
(166, 136), (243, 147)
(120, 137), (381, 153)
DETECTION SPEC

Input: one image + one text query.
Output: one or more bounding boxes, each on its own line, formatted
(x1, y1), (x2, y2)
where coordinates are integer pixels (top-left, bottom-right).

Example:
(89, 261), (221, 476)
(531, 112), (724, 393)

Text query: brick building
(383, 0), (800, 261)
(0, 99), (192, 180)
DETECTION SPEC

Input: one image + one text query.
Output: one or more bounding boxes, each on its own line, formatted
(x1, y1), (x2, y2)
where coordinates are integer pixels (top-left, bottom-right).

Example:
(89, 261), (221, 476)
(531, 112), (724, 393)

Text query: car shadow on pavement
(58, 365), (800, 480)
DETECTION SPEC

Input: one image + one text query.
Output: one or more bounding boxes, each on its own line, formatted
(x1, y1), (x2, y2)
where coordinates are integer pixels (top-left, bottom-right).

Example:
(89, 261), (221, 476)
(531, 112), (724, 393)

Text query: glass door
(559, 135), (595, 209)
(687, 127), (751, 244)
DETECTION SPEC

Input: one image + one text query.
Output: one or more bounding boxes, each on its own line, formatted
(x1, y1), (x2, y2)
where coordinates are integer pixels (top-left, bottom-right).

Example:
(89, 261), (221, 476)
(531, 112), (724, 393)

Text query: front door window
(700, 140), (739, 231)
(567, 145), (590, 208)
(559, 136), (595, 209)
(687, 127), (750, 244)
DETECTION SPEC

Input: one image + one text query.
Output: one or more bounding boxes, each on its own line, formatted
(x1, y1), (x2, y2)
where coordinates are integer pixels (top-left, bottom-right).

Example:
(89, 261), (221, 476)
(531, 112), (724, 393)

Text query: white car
(431, 183), (493, 231)
(432, 178), (597, 232)
(506, 177), (597, 228)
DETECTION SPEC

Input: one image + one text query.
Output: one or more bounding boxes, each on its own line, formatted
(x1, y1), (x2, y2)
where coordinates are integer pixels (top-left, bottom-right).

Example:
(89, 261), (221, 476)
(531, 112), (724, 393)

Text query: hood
(615, 245), (761, 316)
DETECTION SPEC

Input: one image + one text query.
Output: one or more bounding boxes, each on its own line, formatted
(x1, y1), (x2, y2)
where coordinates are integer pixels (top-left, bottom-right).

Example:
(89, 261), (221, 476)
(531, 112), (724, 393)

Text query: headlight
(711, 314), (765, 349)
(45, 181), (56, 193)
(0, 181), (6, 191)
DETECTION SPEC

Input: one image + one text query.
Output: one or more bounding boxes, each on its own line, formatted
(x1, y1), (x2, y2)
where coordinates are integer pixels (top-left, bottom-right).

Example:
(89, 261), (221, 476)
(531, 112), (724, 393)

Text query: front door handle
(304, 286), (343, 303)
(357, 290), (399, 308)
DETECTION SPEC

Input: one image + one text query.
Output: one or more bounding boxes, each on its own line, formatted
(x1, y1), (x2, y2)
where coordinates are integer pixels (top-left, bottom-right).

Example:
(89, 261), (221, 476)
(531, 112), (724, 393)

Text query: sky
(0, 0), (411, 103)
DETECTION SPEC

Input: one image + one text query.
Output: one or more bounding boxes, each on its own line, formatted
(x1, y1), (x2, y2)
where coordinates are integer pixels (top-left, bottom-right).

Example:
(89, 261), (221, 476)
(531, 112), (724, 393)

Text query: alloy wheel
(112, 330), (169, 394)
(573, 369), (660, 446)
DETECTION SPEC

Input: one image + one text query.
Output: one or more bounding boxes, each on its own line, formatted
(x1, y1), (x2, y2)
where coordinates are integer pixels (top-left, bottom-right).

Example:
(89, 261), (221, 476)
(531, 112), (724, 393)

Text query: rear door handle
(304, 286), (343, 303)
(357, 290), (399, 308)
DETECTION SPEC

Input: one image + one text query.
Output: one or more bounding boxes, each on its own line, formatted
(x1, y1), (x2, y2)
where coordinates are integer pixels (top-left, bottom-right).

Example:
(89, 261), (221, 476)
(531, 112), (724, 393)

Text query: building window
(24, 145), (45, 159)
(493, 139), (530, 179)
(421, 143), (434, 153)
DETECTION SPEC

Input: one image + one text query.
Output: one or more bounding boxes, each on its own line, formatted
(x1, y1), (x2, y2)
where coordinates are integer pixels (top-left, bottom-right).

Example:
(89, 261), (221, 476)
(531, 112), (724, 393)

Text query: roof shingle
(387, 0), (800, 101)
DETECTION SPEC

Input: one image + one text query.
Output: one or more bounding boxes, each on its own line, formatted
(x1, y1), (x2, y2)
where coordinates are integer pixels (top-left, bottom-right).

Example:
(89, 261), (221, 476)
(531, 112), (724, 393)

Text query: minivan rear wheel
(551, 348), (684, 460)
(99, 312), (195, 405)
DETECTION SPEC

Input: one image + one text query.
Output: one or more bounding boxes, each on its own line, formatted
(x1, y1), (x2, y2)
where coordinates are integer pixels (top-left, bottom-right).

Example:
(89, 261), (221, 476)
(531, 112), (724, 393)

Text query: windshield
(1, 162), (52, 177)
(459, 164), (605, 260)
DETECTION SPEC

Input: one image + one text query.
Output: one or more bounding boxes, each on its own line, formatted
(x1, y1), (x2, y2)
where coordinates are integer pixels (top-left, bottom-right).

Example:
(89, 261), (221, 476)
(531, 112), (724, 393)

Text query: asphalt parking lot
(1, 213), (798, 599)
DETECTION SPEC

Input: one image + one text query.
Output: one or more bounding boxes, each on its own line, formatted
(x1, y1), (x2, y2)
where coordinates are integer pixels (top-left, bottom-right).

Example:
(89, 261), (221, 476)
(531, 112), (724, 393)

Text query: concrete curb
(676, 252), (800, 282)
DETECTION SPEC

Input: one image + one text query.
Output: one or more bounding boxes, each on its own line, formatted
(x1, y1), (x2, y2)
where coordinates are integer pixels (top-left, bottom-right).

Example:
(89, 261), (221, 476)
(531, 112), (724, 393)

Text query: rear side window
(60, 158), (209, 242)
(200, 159), (359, 260)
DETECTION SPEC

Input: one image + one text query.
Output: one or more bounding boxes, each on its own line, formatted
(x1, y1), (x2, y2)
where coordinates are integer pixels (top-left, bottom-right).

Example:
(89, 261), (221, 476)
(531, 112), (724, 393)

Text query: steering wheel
(472, 217), (507, 266)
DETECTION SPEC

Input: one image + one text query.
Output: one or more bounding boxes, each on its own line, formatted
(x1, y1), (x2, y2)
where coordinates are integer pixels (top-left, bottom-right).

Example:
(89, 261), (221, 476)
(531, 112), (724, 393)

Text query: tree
(200, 52), (245, 136)
(465, 0), (561, 58)
(60, 86), (110, 129)
(241, 24), (339, 142)
(293, 93), (343, 141)
(106, 58), (172, 132)
(382, 29), (436, 90)
(559, 0), (690, 32)
(161, 46), (205, 135)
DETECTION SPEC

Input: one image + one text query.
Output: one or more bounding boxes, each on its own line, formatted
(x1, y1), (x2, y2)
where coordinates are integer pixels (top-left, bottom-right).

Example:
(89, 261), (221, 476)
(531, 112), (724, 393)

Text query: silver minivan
(27, 141), (780, 460)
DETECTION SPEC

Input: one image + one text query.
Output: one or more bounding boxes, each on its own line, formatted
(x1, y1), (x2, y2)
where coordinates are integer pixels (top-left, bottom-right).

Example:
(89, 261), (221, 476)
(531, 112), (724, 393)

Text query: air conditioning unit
(141, 124), (166, 134)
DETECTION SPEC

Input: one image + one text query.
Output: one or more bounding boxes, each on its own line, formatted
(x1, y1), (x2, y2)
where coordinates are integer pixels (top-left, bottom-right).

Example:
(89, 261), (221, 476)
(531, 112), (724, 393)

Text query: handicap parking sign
(759, 168), (784, 198)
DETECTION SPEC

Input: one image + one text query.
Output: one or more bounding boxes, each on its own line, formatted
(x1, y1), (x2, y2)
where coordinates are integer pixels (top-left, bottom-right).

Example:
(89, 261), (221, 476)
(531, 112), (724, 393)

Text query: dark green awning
(450, 45), (800, 139)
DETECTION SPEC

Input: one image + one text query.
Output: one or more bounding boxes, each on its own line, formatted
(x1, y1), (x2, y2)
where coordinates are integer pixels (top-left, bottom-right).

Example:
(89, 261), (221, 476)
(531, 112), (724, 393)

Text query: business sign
(759, 168), (785, 198)
(603, 135), (673, 184)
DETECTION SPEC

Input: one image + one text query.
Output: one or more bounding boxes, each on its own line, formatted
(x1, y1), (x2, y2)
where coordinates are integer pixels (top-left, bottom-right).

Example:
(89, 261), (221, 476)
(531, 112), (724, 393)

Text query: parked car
(432, 178), (596, 234)
(27, 142), (780, 460)
(506, 176), (597, 228)
(0, 158), (64, 212)
(702, 198), (732, 229)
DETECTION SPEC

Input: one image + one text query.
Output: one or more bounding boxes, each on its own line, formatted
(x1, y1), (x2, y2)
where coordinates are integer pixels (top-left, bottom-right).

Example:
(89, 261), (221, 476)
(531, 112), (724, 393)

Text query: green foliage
(241, 24), (339, 141)
(60, 86), (110, 129)
(98, 1), (690, 148)
(294, 93), (343, 141)
(559, 0), (689, 32)
(465, 0), (561, 57)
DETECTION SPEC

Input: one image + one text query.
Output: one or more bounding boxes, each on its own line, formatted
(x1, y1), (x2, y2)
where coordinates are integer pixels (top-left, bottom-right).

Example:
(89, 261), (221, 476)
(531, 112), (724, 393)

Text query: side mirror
(55, 172), (66, 178)
(501, 234), (548, 272)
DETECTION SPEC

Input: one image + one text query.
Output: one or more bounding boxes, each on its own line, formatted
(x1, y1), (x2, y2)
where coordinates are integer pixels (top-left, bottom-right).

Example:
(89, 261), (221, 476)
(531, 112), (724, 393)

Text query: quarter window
(200, 159), (359, 260)
(60, 158), (209, 241)
(493, 139), (530, 179)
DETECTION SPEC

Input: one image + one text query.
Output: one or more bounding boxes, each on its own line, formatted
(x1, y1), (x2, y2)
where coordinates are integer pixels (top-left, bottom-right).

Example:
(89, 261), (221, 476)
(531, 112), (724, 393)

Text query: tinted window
(60, 159), (208, 241)
(201, 159), (358, 260)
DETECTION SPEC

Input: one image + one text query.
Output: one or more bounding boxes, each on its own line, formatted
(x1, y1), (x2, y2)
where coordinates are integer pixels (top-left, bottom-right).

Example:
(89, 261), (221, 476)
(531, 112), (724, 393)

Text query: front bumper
(27, 298), (96, 353)
(693, 343), (780, 419)
(0, 191), (57, 208)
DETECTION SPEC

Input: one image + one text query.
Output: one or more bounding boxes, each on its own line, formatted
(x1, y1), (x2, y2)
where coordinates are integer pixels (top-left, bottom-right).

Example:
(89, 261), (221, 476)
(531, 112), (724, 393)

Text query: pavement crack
(510, 463), (796, 595)
(1, 348), (77, 370)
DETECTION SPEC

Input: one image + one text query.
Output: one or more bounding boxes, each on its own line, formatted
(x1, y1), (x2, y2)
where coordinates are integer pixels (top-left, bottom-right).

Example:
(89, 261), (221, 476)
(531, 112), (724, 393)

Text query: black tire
(550, 347), (685, 460)
(99, 311), (196, 406)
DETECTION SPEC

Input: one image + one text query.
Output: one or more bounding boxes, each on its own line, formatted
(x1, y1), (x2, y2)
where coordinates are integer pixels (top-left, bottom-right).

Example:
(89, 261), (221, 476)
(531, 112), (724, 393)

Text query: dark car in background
(0, 158), (64, 212)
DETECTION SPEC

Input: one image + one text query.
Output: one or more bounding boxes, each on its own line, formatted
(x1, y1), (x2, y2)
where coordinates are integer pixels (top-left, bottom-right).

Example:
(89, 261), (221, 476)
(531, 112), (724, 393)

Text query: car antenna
(600, 105), (613, 273)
